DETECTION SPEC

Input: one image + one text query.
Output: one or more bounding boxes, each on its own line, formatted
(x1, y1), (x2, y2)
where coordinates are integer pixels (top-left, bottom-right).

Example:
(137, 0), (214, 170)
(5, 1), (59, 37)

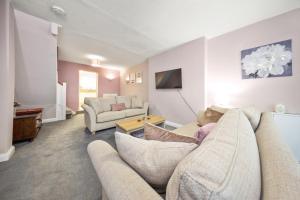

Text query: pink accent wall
(206, 8), (300, 113)
(145, 9), (300, 124)
(148, 38), (206, 124)
(58, 60), (120, 111)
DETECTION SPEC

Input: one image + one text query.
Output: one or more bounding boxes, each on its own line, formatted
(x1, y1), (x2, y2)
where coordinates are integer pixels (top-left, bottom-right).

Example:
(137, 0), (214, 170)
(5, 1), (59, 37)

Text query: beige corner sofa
(82, 96), (148, 134)
(88, 109), (300, 200)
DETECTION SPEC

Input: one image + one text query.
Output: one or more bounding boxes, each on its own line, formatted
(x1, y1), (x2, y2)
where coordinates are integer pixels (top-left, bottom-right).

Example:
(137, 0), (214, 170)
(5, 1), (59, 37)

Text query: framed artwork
(241, 39), (292, 79)
(135, 72), (143, 83)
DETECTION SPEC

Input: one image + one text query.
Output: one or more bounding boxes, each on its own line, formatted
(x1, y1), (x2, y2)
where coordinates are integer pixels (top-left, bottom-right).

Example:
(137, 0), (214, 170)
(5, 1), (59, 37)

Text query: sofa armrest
(143, 102), (149, 115)
(87, 141), (162, 200)
(81, 104), (96, 132)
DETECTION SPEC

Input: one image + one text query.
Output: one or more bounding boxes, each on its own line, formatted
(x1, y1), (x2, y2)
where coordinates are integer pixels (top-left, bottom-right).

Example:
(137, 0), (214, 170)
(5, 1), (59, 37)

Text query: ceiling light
(86, 54), (106, 61)
(91, 59), (101, 67)
(51, 5), (66, 16)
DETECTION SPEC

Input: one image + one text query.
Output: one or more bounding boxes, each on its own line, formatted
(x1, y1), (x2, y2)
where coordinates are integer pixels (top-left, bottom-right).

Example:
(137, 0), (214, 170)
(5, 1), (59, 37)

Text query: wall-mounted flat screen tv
(155, 68), (182, 89)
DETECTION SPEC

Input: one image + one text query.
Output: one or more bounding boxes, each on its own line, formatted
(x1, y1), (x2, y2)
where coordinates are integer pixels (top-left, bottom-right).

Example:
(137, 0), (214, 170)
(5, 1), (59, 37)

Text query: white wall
(0, 0), (15, 160)
(206, 9), (300, 113)
(14, 10), (57, 119)
(148, 38), (206, 124)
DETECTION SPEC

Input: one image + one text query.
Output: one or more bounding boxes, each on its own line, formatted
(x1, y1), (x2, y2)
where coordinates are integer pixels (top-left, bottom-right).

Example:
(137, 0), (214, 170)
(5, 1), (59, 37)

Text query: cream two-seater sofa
(88, 109), (300, 200)
(82, 96), (148, 134)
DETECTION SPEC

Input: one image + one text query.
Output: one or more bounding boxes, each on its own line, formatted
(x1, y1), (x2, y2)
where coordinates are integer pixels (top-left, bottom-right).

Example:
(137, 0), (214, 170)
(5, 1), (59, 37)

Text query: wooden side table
(13, 108), (43, 142)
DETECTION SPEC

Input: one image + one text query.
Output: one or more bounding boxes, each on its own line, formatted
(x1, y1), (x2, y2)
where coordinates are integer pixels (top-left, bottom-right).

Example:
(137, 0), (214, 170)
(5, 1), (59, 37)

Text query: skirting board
(165, 120), (183, 128)
(0, 146), (15, 162)
(42, 117), (59, 123)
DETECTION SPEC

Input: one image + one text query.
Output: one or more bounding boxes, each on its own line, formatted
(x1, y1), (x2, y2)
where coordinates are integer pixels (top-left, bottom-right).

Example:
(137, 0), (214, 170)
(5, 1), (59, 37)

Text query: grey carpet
(0, 114), (117, 200)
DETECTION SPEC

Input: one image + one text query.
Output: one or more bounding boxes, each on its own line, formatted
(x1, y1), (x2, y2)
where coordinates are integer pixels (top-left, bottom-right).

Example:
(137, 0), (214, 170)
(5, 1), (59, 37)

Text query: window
(79, 70), (98, 110)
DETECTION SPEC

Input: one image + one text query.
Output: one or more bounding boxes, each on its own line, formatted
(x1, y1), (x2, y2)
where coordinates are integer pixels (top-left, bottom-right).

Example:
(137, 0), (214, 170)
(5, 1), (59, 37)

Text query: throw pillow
(131, 96), (143, 108)
(111, 103), (126, 111)
(194, 123), (216, 143)
(210, 105), (229, 113)
(144, 123), (199, 144)
(115, 132), (198, 188)
(197, 107), (224, 126)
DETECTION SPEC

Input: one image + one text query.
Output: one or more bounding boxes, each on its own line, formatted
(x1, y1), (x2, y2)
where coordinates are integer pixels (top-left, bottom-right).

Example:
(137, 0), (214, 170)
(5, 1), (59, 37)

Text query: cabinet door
(22, 117), (36, 139)
(13, 119), (24, 141)
(273, 113), (300, 162)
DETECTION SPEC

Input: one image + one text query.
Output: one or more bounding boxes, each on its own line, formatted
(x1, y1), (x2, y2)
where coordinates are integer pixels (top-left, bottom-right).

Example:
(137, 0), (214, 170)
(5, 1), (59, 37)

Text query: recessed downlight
(51, 5), (66, 16)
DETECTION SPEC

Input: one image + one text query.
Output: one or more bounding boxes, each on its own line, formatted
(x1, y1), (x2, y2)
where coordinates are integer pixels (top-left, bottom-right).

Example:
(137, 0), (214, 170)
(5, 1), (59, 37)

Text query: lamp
(125, 75), (130, 83)
(106, 73), (115, 80)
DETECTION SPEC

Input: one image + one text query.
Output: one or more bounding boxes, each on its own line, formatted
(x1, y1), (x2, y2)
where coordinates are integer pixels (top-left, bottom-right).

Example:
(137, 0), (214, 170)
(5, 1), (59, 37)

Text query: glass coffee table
(116, 115), (165, 135)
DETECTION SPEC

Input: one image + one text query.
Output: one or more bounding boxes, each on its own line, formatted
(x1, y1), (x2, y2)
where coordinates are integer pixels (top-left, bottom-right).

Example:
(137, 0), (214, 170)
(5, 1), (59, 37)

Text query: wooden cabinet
(13, 108), (43, 142)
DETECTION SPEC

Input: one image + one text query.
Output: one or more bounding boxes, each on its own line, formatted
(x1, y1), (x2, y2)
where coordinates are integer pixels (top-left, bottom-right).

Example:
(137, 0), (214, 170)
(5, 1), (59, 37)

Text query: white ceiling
(12, 0), (300, 69)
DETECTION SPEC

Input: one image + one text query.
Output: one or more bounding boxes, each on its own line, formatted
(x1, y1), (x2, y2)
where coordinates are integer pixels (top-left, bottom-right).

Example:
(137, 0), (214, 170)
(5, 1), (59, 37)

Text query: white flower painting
(241, 40), (292, 79)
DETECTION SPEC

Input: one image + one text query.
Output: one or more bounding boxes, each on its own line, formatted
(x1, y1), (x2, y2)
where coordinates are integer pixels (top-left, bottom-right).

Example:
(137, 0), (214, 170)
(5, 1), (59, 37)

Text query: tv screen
(155, 68), (182, 89)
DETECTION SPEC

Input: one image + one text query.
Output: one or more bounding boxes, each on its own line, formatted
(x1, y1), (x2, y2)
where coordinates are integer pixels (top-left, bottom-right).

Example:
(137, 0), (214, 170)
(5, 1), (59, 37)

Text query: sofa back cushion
(100, 97), (116, 112)
(132, 96), (143, 108)
(242, 106), (261, 131)
(116, 96), (131, 109)
(84, 97), (103, 114)
(166, 109), (261, 200)
(255, 112), (300, 200)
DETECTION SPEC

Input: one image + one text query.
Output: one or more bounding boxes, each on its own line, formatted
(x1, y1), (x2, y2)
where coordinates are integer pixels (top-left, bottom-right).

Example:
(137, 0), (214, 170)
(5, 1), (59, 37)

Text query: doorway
(79, 70), (98, 110)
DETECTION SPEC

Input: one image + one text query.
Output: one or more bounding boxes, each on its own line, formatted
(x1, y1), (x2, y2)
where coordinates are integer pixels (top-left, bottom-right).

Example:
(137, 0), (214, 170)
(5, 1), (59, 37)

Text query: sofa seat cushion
(166, 109), (261, 200)
(124, 109), (144, 117)
(97, 111), (125, 123)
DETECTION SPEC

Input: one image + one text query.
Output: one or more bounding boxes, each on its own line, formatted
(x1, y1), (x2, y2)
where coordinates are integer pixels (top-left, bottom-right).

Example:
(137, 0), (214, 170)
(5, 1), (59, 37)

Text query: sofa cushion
(115, 132), (198, 188)
(210, 105), (229, 113)
(87, 140), (163, 200)
(255, 112), (300, 200)
(97, 111), (125, 123)
(100, 97), (116, 112)
(144, 123), (199, 144)
(242, 106), (261, 131)
(194, 123), (216, 144)
(166, 109), (261, 200)
(84, 97), (103, 114)
(197, 107), (224, 126)
(116, 96), (131, 109)
(172, 122), (199, 138)
(124, 109), (144, 117)
(111, 103), (126, 111)
(132, 96), (143, 108)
